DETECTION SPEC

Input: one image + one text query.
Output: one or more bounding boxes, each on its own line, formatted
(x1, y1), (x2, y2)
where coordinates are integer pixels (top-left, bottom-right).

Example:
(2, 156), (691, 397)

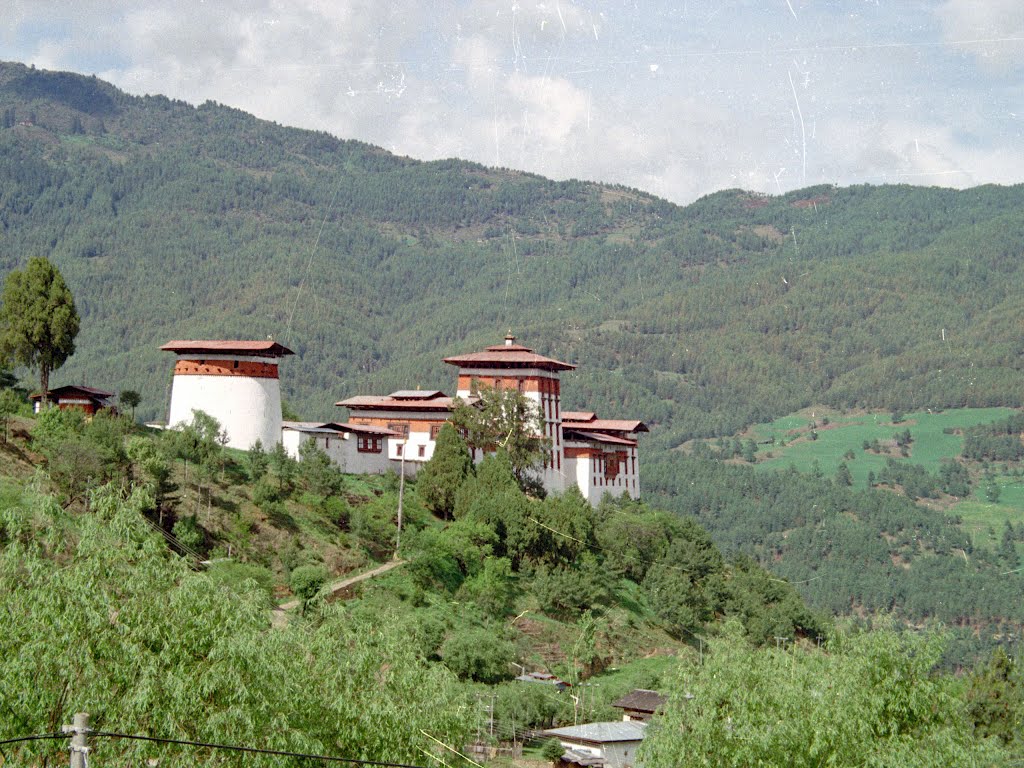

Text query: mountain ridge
(3, 59), (1024, 443)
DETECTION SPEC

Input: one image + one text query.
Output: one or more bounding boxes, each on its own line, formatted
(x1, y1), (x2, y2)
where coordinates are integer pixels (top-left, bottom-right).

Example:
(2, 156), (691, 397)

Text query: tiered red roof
(443, 335), (575, 372)
(161, 340), (294, 356)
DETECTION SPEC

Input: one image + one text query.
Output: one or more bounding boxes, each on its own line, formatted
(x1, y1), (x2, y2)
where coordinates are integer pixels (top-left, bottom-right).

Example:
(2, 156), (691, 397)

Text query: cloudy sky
(5, 1), (1024, 204)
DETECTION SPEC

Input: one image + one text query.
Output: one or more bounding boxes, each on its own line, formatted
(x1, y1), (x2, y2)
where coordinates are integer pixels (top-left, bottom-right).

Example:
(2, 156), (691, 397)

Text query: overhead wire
(90, 730), (431, 768)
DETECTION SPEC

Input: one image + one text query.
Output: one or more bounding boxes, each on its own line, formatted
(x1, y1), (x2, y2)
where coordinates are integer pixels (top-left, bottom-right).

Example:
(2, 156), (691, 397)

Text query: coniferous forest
(2, 61), (1024, 765)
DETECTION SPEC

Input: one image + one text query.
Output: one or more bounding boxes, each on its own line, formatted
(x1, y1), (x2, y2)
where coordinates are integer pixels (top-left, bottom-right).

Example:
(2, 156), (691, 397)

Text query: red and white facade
(337, 336), (647, 503)
(332, 390), (469, 474)
(561, 412), (646, 504)
(281, 421), (401, 473)
(30, 385), (116, 415)
(159, 335), (647, 502)
(162, 340), (294, 450)
(443, 335), (574, 492)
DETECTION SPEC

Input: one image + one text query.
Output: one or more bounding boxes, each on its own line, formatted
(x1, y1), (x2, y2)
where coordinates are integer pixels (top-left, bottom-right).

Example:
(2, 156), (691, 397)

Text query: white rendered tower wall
(163, 341), (293, 450)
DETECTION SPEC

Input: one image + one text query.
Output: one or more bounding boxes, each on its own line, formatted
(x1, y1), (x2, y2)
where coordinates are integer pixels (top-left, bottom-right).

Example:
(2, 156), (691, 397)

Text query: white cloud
(6, 1), (1024, 203)
(935, 0), (1024, 71)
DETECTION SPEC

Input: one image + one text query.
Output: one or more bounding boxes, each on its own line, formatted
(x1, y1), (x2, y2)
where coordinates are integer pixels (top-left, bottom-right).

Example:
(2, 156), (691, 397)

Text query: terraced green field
(746, 406), (1024, 551)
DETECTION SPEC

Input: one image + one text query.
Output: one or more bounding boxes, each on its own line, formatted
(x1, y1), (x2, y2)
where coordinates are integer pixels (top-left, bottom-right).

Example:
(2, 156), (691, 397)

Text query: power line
(0, 729), (435, 768)
(0, 732), (66, 747)
(90, 730), (430, 768)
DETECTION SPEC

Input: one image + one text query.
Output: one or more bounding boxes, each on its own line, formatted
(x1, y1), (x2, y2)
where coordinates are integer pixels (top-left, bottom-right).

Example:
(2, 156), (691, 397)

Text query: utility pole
(395, 438), (406, 559)
(63, 712), (90, 768)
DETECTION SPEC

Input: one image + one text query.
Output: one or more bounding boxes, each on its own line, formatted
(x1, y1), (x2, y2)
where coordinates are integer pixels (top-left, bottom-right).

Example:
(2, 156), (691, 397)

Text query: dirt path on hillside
(271, 559), (406, 627)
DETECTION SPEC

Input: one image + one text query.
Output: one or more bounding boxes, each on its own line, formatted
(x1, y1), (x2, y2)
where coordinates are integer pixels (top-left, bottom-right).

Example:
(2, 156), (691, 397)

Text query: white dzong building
(338, 335), (648, 503)
(162, 339), (294, 450)
(442, 334), (576, 492)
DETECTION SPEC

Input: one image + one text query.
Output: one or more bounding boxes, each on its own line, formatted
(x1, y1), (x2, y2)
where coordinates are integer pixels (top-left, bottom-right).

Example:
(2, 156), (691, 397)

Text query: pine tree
(416, 422), (472, 519)
(0, 257), (80, 404)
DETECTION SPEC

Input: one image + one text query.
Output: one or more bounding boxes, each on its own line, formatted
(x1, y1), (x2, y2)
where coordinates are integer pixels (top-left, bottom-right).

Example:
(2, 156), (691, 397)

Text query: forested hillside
(3, 62), (1024, 664)
(4, 61), (1024, 443)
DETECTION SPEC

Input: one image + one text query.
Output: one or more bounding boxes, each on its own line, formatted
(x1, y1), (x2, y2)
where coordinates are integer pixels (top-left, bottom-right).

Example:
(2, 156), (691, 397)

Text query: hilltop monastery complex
(161, 335), (646, 504)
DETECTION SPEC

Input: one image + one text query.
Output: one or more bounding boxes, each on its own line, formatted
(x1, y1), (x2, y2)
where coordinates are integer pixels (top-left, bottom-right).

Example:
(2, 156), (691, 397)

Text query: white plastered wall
(168, 372), (282, 451)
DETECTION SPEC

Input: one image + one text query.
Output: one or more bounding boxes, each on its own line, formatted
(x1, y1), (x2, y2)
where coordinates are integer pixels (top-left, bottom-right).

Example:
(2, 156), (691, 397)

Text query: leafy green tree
(456, 556), (516, 618)
(0, 256), (80, 402)
(0, 387), (22, 442)
(965, 647), (1023, 747)
(835, 461), (853, 487)
(441, 625), (515, 683)
(531, 555), (613, 615)
(0, 483), (473, 766)
(290, 563), (328, 608)
(541, 738), (566, 763)
(452, 383), (549, 493)
(641, 622), (1007, 767)
(245, 439), (269, 481)
(297, 439), (341, 496)
(454, 451), (538, 567)
(534, 487), (597, 566)
(416, 422), (473, 519)
(171, 514), (204, 553)
(269, 441), (296, 493)
(119, 389), (141, 421)
(986, 480), (1002, 504)
(999, 521), (1019, 569)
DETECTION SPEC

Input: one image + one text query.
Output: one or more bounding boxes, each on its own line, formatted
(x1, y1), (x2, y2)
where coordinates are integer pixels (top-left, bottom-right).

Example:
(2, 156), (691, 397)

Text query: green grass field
(752, 406), (1017, 481)
(746, 406), (1024, 549)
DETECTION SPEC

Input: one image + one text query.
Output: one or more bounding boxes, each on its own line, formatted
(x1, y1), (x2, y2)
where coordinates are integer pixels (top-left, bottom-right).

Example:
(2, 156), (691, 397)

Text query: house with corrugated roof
(541, 721), (647, 767)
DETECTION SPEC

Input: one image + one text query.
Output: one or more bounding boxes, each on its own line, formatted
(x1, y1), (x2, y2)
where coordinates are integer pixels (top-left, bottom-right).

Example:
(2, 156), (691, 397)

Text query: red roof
(561, 411), (596, 422)
(336, 394), (472, 411)
(562, 418), (649, 434)
(443, 336), (575, 372)
(334, 422), (402, 437)
(161, 340), (294, 356)
(29, 385), (115, 401)
(563, 430), (638, 447)
(389, 390), (446, 400)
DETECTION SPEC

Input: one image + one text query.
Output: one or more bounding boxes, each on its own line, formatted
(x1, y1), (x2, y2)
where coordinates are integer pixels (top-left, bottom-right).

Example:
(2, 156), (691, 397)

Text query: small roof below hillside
(611, 689), (667, 714)
(161, 340), (294, 356)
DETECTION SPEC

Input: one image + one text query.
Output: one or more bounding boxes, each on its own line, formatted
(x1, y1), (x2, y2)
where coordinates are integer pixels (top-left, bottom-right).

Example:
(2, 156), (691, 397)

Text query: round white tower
(162, 340), (294, 450)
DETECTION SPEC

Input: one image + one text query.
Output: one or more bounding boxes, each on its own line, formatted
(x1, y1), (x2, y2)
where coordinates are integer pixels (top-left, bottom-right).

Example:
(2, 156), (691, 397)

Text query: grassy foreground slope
(1, 411), (1019, 767)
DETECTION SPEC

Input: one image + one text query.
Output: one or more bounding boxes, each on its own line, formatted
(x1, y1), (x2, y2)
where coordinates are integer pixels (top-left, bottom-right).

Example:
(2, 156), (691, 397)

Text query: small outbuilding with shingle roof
(610, 689), (667, 722)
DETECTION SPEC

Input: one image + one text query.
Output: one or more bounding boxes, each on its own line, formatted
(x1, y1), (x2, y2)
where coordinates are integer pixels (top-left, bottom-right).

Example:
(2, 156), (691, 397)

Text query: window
(388, 423), (410, 439)
(396, 443), (403, 457)
(430, 424), (443, 440)
(605, 453), (622, 481)
(233, 359), (239, 369)
(418, 445), (426, 458)
(357, 436), (382, 453)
